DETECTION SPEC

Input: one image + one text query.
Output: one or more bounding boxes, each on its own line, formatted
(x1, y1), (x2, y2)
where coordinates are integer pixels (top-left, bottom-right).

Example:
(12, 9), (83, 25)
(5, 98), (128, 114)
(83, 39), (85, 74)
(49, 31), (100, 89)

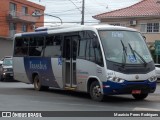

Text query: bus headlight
(107, 76), (124, 83)
(148, 76), (157, 82)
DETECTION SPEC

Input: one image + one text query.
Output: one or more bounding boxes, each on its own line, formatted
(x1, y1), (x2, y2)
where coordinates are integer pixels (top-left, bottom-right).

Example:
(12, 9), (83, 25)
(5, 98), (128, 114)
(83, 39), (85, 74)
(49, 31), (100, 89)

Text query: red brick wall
(0, 0), (10, 37)
(0, 0), (45, 38)
(10, 0), (45, 29)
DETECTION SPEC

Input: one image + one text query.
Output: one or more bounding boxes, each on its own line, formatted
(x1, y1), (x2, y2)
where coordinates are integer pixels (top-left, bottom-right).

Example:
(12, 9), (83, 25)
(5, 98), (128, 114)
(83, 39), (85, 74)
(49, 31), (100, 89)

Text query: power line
(68, 0), (81, 12)
(28, 0), (141, 24)
(47, 7), (82, 14)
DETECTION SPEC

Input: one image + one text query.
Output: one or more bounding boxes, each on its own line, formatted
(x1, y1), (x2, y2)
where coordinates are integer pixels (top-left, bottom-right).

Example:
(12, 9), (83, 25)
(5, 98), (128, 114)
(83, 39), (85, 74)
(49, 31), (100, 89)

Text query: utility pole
(81, 0), (85, 25)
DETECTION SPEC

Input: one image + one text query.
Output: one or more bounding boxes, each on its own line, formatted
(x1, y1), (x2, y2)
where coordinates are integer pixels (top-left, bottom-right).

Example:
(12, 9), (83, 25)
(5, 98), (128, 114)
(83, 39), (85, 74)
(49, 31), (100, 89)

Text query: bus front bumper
(102, 80), (156, 95)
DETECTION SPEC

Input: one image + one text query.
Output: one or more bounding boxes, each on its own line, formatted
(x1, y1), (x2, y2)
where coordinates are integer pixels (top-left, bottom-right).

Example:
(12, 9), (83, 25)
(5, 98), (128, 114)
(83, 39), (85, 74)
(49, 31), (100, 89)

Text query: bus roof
(14, 24), (137, 37)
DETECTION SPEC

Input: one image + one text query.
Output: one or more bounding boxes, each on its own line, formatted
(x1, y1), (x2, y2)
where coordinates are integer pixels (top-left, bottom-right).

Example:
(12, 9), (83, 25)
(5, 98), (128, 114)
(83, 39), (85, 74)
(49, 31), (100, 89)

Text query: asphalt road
(0, 81), (160, 119)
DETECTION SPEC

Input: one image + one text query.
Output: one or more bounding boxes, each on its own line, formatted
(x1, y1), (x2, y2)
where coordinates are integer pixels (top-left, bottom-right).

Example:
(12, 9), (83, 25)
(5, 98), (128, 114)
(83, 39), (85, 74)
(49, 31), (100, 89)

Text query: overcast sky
(28, 0), (141, 26)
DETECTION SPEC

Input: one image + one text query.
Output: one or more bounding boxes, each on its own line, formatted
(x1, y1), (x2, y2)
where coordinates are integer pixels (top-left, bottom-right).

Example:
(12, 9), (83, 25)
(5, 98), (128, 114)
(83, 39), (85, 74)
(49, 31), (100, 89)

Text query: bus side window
(14, 37), (23, 56)
(72, 36), (79, 60)
(95, 46), (104, 66)
(44, 35), (62, 57)
(85, 31), (96, 62)
(92, 34), (104, 66)
(29, 37), (44, 56)
(78, 39), (86, 59)
(85, 31), (103, 66)
(14, 37), (29, 56)
(65, 38), (71, 60)
(85, 39), (90, 60)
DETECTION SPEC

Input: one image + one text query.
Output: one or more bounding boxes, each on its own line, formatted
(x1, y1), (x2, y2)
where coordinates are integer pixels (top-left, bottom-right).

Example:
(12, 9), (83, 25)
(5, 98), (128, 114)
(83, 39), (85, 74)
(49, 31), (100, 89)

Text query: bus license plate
(132, 90), (141, 94)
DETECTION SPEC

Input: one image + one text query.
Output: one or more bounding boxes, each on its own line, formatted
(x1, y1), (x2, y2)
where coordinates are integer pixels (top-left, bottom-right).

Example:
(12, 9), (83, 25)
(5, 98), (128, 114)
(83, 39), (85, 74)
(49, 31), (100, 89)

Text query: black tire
(132, 93), (148, 100)
(90, 81), (104, 102)
(33, 75), (49, 91)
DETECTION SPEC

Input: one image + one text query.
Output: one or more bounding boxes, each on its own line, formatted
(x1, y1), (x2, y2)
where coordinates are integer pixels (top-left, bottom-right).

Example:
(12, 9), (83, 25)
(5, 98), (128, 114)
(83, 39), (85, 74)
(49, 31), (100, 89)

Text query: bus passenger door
(63, 36), (78, 88)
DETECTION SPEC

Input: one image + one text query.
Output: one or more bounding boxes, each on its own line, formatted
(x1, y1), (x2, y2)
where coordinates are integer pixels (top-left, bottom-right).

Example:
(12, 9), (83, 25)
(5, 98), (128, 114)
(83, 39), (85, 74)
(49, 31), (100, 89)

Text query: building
(0, 0), (45, 58)
(93, 0), (160, 44)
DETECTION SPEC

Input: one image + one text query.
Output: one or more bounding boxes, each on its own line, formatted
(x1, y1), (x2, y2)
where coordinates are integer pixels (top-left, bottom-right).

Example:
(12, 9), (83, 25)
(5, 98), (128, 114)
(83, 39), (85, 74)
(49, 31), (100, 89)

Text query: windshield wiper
(128, 43), (147, 67)
(128, 43), (137, 61)
(121, 40), (127, 68)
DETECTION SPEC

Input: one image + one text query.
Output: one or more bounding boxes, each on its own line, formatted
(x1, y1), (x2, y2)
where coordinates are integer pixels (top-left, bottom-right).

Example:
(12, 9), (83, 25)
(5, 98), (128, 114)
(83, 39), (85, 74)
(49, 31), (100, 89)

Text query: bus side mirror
(143, 36), (146, 41)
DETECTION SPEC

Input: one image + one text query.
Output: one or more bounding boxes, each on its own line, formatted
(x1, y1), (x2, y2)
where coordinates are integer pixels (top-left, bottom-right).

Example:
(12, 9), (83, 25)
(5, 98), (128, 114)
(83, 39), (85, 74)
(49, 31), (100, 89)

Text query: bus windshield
(99, 30), (153, 64)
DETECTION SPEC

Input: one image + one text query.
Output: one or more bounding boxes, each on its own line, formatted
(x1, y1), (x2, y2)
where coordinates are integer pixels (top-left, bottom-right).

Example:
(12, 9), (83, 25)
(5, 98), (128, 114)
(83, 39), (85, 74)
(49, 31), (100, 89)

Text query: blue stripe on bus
(22, 32), (48, 37)
(24, 57), (60, 88)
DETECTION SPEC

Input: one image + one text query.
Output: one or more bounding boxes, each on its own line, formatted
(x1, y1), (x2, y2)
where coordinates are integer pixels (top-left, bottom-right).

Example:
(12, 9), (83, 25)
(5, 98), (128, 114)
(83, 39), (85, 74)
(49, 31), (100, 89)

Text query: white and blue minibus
(13, 25), (157, 101)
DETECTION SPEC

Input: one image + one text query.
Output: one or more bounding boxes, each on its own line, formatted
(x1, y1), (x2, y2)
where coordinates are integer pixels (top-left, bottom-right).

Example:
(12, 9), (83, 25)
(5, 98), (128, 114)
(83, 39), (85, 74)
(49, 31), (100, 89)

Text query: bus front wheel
(90, 81), (104, 102)
(132, 93), (148, 100)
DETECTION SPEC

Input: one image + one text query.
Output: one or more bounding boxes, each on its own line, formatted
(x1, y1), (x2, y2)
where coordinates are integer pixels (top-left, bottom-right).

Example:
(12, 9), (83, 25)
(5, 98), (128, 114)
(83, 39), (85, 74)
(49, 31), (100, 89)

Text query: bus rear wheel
(132, 93), (148, 100)
(33, 75), (48, 91)
(90, 81), (104, 102)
